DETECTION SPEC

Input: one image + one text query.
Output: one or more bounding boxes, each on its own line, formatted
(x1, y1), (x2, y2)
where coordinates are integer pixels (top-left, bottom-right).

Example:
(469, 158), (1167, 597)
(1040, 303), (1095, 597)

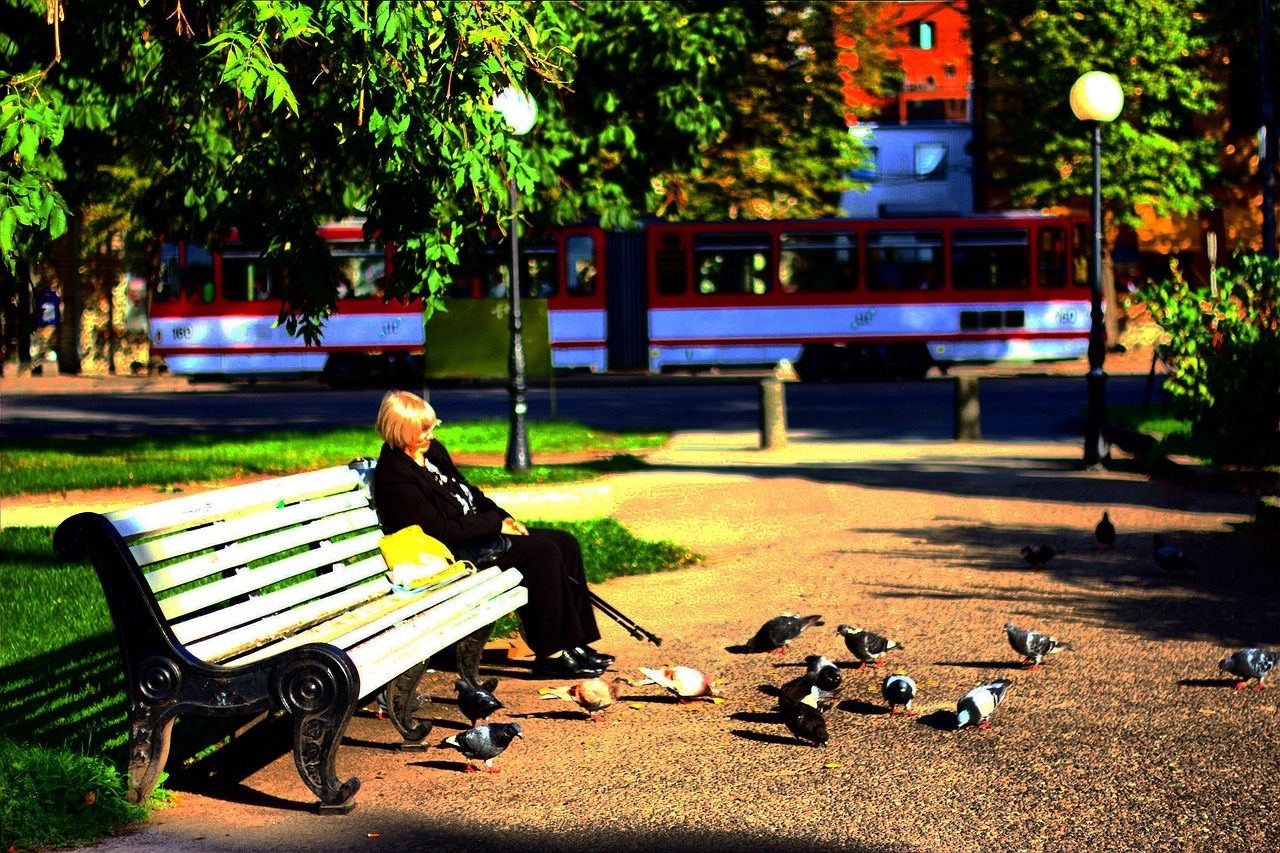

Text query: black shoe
(572, 645), (615, 667)
(532, 650), (606, 679)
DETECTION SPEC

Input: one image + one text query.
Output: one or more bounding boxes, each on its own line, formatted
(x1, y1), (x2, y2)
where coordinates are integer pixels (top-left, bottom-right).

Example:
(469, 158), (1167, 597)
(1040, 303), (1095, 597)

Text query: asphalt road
(0, 374), (1161, 442)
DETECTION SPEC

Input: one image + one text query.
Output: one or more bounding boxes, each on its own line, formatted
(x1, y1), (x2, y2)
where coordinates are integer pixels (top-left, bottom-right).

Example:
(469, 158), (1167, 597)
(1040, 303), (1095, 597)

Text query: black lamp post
(1070, 71), (1124, 469)
(493, 87), (538, 473)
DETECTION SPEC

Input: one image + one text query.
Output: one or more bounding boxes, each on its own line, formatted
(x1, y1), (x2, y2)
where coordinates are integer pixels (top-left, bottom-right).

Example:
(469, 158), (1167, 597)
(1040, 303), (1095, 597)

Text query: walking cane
(567, 576), (663, 647)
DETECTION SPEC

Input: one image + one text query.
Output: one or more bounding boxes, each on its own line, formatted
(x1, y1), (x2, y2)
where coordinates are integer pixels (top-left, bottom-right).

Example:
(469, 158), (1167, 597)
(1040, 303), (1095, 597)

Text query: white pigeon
(955, 679), (1013, 730)
(636, 666), (720, 703)
(1218, 648), (1279, 690)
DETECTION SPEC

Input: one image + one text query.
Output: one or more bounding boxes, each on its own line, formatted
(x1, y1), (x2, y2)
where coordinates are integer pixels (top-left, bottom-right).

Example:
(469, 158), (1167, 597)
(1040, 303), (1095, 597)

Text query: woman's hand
(501, 517), (529, 536)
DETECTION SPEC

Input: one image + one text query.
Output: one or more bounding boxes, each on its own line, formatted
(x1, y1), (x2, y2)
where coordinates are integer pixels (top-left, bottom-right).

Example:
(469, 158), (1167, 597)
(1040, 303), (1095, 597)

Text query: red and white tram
(148, 212), (1093, 381)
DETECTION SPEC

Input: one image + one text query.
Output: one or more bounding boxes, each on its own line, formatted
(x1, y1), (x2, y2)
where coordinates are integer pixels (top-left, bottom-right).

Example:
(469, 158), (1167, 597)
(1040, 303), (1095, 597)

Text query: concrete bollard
(759, 377), (788, 449)
(953, 375), (981, 441)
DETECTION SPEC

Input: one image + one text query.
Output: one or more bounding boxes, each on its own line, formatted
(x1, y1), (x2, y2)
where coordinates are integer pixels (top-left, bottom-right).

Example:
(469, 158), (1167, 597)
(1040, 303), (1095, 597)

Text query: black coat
(373, 440), (507, 545)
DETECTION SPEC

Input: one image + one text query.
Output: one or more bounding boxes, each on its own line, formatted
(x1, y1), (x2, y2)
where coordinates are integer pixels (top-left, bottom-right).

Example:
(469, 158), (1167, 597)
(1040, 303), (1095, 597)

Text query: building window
(914, 143), (948, 181)
(910, 21), (935, 49)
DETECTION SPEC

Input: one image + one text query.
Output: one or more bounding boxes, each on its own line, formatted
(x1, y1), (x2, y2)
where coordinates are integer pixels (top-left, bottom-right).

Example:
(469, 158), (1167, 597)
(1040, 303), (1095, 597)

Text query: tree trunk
(57, 218), (83, 374)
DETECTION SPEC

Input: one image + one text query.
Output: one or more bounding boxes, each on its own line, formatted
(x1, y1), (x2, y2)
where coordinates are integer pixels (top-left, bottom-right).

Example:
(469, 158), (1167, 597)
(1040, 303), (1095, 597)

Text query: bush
(1140, 253), (1280, 460)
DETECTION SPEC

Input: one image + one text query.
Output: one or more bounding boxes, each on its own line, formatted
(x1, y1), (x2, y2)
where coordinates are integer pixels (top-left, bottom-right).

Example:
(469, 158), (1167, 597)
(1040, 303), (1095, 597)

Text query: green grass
(0, 520), (699, 849)
(1108, 405), (1280, 468)
(1, 420), (668, 496)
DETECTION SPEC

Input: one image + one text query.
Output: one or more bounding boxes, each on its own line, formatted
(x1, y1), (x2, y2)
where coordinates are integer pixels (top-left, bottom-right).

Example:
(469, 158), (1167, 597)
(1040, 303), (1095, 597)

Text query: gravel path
(54, 436), (1280, 852)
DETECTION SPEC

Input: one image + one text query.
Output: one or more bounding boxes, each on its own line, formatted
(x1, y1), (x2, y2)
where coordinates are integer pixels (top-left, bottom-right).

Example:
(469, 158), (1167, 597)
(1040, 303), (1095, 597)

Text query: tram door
(605, 230), (648, 371)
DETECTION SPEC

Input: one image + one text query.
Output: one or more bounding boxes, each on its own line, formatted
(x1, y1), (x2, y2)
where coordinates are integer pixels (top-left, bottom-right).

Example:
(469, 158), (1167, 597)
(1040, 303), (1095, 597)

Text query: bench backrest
(104, 464), (393, 665)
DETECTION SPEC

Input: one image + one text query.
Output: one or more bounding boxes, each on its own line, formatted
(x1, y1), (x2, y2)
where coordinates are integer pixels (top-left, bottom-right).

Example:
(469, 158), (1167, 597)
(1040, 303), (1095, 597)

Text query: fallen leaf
(367, 832), (380, 838)
(823, 762), (841, 769)
(84, 791), (96, 806)
(709, 697), (725, 704)
(628, 703), (643, 710)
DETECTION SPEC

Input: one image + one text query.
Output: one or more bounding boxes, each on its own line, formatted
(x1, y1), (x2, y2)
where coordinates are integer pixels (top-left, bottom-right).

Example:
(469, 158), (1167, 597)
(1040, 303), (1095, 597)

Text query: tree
(971, 0), (1221, 227)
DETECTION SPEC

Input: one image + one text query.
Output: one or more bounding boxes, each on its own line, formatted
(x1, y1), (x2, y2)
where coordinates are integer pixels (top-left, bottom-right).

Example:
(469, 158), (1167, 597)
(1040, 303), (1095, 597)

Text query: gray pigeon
(881, 673), (917, 716)
(1218, 648), (1279, 690)
(778, 684), (831, 746)
(747, 614), (824, 653)
(442, 721), (523, 773)
(955, 679), (1013, 730)
(455, 678), (503, 725)
(1153, 534), (1198, 575)
(804, 654), (843, 692)
(1095, 512), (1116, 550)
(837, 625), (904, 669)
(1005, 621), (1075, 669)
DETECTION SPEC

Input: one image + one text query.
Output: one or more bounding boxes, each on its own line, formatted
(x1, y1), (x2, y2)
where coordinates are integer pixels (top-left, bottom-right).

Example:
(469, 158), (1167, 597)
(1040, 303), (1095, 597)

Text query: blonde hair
(376, 390), (438, 450)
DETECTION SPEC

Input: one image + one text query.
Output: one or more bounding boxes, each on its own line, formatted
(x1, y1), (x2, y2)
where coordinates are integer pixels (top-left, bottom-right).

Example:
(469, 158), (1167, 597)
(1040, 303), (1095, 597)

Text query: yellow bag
(378, 526), (467, 590)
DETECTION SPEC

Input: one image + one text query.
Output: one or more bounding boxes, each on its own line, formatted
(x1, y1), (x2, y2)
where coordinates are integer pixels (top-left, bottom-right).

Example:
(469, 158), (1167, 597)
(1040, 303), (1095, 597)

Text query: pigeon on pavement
(1021, 545), (1062, 570)
(540, 678), (624, 720)
(441, 721), (523, 773)
(804, 654), (843, 692)
(779, 684), (830, 746)
(1095, 512), (1116, 550)
(881, 673), (918, 716)
(955, 679), (1012, 730)
(1218, 648), (1279, 690)
(1005, 621), (1075, 669)
(837, 625), (904, 669)
(636, 666), (721, 703)
(1153, 534), (1198, 575)
(747, 614), (824, 653)
(455, 678), (503, 725)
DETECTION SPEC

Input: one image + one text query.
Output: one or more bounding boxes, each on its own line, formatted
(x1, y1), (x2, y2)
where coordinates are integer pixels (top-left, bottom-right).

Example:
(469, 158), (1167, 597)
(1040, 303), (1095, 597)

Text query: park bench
(52, 460), (528, 811)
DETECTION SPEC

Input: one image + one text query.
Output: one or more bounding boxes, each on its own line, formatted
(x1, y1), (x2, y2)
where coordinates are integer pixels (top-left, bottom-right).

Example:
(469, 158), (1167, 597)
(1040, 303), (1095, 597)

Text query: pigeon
(1153, 534), (1198, 575)
(955, 679), (1013, 730)
(455, 678), (503, 725)
(1095, 512), (1116, 550)
(779, 685), (830, 746)
(636, 666), (721, 703)
(1021, 545), (1062, 570)
(1005, 621), (1075, 669)
(540, 677), (624, 721)
(747, 614), (824, 654)
(837, 625), (904, 669)
(881, 673), (917, 716)
(441, 721), (523, 773)
(779, 669), (840, 708)
(1218, 648), (1279, 690)
(804, 654), (843, 692)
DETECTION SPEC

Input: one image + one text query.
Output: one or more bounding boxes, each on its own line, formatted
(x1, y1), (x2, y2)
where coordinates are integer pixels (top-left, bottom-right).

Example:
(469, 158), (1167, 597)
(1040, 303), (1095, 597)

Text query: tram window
(156, 242), (182, 303)
(222, 254), (277, 302)
(331, 241), (386, 299)
(1038, 227), (1068, 288)
(951, 229), (1029, 290)
(693, 233), (770, 295)
(566, 235), (597, 297)
(779, 232), (858, 292)
(656, 248), (687, 295)
(522, 244), (556, 298)
(185, 244), (214, 303)
(867, 230), (943, 290)
(1072, 223), (1091, 287)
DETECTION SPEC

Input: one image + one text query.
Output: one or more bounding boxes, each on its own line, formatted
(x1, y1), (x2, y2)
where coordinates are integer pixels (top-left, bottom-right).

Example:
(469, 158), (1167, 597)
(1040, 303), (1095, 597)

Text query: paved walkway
(12, 431), (1277, 853)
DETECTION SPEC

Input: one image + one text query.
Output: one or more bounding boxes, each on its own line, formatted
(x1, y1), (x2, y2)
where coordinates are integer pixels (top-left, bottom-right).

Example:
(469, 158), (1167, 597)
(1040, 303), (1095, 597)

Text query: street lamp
(493, 86), (538, 473)
(1070, 70), (1123, 469)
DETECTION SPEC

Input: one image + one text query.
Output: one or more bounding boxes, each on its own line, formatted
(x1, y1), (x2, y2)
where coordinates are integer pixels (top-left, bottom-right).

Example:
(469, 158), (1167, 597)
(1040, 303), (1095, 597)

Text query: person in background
(371, 390), (613, 679)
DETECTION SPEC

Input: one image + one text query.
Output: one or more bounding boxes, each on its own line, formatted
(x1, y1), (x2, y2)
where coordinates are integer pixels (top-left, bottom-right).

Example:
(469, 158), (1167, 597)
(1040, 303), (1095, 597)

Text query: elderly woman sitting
(371, 390), (612, 679)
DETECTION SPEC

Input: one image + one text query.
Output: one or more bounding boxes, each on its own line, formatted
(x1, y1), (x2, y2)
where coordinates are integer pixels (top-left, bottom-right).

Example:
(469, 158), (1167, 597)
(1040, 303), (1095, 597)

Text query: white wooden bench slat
(185, 578), (388, 664)
(195, 563), (481, 666)
(106, 467), (364, 541)
(170, 551), (387, 645)
(343, 571), (522, 671)
(144, 507), (379, 595)
(159, 529), (382, 622)
(224, 566), (503, 667)
(131, 491), (372, 572)
(351, 587), (528, 698)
